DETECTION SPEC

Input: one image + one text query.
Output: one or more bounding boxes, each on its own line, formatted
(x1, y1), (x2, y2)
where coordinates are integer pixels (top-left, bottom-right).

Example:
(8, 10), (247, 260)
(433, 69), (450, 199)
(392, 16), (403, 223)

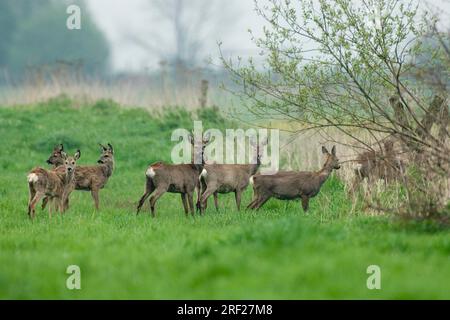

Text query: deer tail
(27, 173), (39, 183)
(146, 167), (156, 178)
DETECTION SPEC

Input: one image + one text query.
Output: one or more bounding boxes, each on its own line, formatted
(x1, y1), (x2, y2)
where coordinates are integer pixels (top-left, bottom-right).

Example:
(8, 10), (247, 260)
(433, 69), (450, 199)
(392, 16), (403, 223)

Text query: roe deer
(198, 138), (267, 212)
(136, 133), (210, 217)
(247, 146), (340, 212)
(351, 138), (404, 192)
(27, 150), (81, 219)
(44, 143), (115, 210)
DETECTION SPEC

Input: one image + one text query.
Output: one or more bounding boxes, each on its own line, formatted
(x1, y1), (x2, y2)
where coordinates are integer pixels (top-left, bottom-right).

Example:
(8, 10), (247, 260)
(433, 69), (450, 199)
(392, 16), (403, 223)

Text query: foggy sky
(86, 0), (450, 73)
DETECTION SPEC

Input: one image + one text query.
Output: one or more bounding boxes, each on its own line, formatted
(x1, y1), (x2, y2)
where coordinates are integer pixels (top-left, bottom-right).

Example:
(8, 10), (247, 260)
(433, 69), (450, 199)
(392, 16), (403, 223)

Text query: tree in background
(223, 0), (449, 219)
(1, 0), (110, 78)
(129, 0), (239, 68)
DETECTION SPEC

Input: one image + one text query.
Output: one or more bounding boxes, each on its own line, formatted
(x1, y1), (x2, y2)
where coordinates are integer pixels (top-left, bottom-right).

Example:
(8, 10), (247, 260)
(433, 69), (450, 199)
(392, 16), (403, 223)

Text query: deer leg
(149, 187), (166, 217)
(28, 186), (36, 217)
(29, 192), (45, 219)
(197, 178), (208, 211)
(195, 184), (202, 213)
(200, 186), (217, 214)
(253, 195), (271, 210)
(246, 199), (256, 210)
(234, 190), (242, 211)
(181, 193), (189, 216)
(91, 189), (100, 210)
(48, 198), (53, 219)
(301, 196), (310, 212)
(187, 191), (195, 216)
(247, 186), (259, 210)
(246, 196), (260, 210)
(213, 192), (219, 210)
(64, 196), (70, 211)
(41, 196), (49, 210)
(137, 178), (154, 214)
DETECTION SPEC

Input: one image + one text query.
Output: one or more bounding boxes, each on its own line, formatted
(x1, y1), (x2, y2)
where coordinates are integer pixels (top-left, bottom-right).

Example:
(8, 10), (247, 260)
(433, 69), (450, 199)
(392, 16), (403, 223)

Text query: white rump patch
(27, 173), (39, 183)
(200, 168), (208, 179)
(146, 167), (156, 178)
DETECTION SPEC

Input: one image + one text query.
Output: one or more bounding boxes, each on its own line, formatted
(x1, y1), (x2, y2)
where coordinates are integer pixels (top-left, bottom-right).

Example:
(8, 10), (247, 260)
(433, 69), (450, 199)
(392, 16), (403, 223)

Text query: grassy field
(0, 97), (449, 299)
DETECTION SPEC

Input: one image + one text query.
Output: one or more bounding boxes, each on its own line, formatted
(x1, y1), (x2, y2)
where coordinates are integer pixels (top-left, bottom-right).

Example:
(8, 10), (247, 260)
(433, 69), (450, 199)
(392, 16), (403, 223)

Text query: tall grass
(0, 66), (235, 110)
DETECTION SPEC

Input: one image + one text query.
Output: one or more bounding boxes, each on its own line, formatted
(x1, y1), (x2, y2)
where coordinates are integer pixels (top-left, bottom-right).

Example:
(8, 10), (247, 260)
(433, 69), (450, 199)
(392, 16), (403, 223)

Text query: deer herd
(26, 135), (346, 220)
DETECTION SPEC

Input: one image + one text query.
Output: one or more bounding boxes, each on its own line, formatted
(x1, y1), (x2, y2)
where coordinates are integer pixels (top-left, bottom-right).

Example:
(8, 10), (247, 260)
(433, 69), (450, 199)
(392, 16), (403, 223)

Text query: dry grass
(0, 71), (232, 110)
(277, 123), (450, 217)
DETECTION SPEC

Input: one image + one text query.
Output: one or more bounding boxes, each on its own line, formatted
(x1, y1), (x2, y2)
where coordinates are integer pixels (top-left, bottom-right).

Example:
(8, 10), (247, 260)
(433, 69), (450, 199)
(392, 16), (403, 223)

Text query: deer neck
(247, 162), (260, 176)
(316, 162), (334, 186)
(55, 168), (74, 185)
(100, 161), (114, 178)
(247, 149), (262, 175)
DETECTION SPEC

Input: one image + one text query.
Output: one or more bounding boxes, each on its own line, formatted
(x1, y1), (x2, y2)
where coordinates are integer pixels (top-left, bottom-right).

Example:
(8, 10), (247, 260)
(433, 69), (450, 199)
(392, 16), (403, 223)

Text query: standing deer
(198, 138), (267, 212)
(44, 143), (115, 210)
(27, 150), (81, 219)
(136, 133), (210, 217)
(247, 146), (340, 212)
(351, 138), (404, 192)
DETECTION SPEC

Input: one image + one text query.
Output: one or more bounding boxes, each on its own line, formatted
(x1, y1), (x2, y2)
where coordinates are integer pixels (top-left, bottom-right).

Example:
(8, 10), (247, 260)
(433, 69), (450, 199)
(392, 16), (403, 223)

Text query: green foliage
(0, 100), (449, 298)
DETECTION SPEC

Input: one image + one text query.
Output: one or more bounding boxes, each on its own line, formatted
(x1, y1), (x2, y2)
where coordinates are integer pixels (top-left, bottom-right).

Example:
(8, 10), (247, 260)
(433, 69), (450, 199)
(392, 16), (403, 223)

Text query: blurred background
(0, 0), (265, 109)
(0, 0), (448, 109)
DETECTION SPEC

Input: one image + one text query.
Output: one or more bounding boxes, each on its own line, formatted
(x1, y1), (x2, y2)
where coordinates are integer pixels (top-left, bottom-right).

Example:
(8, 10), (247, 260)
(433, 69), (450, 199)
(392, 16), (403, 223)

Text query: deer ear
(61, 151), (68, 160)
(322, 146), (329, 154)
(107, 143), (114, 154)
(331, 145), (336, 156)
(99, 144), (107, 152)
(74, 150), (81, 160)
(58, 144), (64, 152)
(203, 132), (211, 144)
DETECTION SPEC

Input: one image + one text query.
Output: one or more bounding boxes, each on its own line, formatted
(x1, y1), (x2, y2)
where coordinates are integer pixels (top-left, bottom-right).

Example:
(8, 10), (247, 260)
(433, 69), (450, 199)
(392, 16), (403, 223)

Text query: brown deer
(44, 143), (115, 210)
(136, 133), (210, 217)
(27, 150), (81, 219)
(198, 138), (267, 212)
(351, 138), (405, 192)
(247, 146), (340, 212)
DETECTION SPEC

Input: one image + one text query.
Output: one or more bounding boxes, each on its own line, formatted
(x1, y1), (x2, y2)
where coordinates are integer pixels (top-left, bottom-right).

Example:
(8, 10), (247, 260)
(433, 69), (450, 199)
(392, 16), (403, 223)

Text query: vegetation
(222, 0), (450, 218)
(0, 0), (110, 77)
(0, 98), (449, 299)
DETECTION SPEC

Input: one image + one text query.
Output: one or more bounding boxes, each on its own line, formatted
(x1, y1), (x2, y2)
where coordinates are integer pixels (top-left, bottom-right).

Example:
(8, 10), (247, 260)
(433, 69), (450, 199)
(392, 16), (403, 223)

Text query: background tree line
(0, 0), (110, 80)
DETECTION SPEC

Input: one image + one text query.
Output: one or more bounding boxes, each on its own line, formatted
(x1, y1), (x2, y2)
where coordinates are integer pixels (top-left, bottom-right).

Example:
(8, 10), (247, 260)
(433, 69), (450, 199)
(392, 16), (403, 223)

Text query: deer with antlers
(136, 133), (210, 217)
(198, 137), (267, 212)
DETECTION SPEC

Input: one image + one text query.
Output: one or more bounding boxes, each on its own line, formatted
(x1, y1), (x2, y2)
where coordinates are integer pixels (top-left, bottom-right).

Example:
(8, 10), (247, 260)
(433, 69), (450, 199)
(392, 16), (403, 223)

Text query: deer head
(61, 150), (81, 175)
(98, 143), (114, 165)
(46, 144), (65, 167)
(322, 146), (340, 170)
(188, 132), (211, 164)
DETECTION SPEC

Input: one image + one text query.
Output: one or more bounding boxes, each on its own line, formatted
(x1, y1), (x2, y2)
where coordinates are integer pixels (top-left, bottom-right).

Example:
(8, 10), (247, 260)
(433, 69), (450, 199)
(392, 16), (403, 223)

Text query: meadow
(0, 96), (449, 299)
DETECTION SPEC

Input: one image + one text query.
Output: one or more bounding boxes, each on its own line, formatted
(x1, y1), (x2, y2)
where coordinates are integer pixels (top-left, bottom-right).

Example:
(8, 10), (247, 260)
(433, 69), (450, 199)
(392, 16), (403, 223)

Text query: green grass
(0, 97), (449, 299)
